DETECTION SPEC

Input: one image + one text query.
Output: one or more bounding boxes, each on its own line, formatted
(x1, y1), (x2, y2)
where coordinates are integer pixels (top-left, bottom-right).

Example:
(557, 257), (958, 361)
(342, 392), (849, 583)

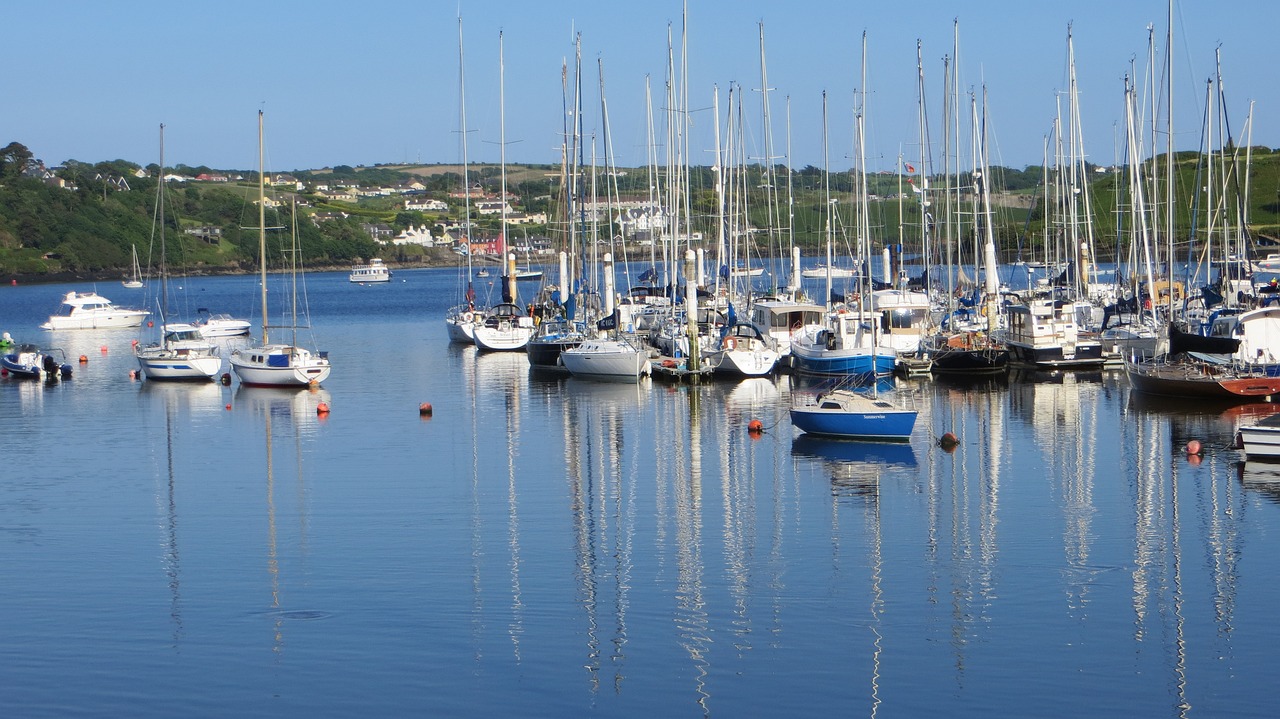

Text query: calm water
(2, 268), (1279, 718)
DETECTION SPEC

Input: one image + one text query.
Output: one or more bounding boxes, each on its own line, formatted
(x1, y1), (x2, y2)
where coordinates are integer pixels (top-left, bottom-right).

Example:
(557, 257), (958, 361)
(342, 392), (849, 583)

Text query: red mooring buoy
(419, 402), (434, 417)
(1186, 439), (1203, 456)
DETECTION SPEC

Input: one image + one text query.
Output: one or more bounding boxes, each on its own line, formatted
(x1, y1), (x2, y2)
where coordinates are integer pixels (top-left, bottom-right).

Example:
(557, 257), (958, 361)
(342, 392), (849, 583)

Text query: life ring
(722, 336), (738, 350)
(462, 311), (474, 323)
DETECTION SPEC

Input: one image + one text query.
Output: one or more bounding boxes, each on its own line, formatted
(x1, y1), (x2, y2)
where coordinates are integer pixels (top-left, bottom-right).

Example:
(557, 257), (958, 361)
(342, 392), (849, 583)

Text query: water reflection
(790, 436), (916, 500)
(233, 385), (330, 655)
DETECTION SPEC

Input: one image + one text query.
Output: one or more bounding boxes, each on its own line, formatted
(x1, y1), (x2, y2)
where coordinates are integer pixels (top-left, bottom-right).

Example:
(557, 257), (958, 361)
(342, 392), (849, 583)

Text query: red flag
(905, 163), (916, 173)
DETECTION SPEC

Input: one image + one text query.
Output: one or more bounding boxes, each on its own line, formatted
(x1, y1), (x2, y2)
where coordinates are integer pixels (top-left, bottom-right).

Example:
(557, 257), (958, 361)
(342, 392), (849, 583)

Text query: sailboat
(444, 19), (483, 345)
(135, 124), (222, 381)
(122, 245), (145, 289)
(790, 375), (918, 442)
(470, 32), (534, 353)
(229, 111), (331, 388)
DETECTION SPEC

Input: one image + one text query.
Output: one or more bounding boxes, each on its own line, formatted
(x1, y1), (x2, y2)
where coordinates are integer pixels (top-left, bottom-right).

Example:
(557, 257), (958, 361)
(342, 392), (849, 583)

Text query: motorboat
(2, 344), (72, 380)
(349, 258), (391, 283)
(192, 311), (251, 338)
(41, 291), (149, 330)
(136, 323), (222, 380)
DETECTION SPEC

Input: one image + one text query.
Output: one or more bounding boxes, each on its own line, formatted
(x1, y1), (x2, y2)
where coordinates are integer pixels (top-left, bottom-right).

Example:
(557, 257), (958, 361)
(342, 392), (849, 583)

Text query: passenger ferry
(349, 258), (391, 283)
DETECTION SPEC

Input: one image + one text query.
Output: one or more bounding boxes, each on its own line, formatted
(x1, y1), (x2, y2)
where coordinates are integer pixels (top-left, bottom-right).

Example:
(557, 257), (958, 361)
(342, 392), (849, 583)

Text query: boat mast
(258, 110), (268, 346)
(458, 19), (475, 295)
(158, 123), (168, 321)
(499, 30), (515, 306)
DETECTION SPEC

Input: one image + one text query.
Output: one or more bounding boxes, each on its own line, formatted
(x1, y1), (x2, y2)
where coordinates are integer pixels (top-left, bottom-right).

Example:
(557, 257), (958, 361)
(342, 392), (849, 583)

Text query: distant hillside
(3, 138), (1278, 279)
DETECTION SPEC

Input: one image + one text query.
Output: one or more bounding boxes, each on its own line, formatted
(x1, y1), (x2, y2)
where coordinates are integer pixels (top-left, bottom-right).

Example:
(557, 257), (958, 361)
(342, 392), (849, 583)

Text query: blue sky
(3, 1), (1272, 175)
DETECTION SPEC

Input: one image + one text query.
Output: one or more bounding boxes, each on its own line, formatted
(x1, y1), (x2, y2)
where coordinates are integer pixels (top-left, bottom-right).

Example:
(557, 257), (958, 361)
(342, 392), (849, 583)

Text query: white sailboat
(444, 18), (483, 344)
(136, 124), (222, 381)
(229, 111), (331, 388)
(122, 245), (145, 289)
(471, 32), (533, 353)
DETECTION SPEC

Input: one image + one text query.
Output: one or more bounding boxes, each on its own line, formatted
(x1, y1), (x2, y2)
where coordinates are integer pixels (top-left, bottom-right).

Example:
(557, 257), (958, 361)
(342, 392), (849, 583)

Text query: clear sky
(3, 1), (1272, 175)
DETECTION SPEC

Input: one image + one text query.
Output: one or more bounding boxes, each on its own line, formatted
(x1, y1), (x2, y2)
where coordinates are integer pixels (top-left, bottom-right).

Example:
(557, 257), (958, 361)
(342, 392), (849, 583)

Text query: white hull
(195, 316), (251, 338)
(446, 318), (475, 343)
(43, 313), (149, 330)
(230, 345), (330, 386)
(710, 347), (780, 376)
(561, 339), (651, 380)
(349, 258), (391, 283)
(1240, 417), (1280, 460)
(137, 349), (222, 380)
(472, 323), (534, 351)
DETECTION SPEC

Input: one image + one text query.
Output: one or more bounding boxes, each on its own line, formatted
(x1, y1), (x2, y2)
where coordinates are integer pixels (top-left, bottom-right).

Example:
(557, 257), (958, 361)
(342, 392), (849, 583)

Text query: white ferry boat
(349, 258), (391, 283)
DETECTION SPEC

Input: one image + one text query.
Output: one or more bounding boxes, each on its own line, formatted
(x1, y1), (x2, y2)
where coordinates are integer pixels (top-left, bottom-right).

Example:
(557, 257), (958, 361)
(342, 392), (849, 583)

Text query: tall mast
(458, 18), (474, 287)
(258, 110), (268, 345)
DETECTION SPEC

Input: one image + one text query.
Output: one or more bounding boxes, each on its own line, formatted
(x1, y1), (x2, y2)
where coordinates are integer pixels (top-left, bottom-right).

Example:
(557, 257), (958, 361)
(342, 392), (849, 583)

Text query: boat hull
(42, 312), (149, 330)
(1240, 423), (1280, 461)
(1125, 359), (1280, 400)
(230, 346), (331, 387)
(136, 349), (222, 380)
(1007, 341), (1104, 369)
(561, 340), (651, 381)
(789, 405), (917, 441)
(930, 347), (1010, 374)
(790, 345), (897, 377)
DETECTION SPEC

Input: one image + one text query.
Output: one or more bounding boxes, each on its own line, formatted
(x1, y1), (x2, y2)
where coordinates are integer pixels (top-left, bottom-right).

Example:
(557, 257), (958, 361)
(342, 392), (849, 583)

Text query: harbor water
(2, 267), (1278, 717)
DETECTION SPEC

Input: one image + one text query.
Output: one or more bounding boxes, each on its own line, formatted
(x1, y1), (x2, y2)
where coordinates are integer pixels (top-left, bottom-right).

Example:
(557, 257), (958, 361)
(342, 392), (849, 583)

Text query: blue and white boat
(789, 378), (917, 442)
(2, 343), (72, 380)
(788, 308), (897, 377)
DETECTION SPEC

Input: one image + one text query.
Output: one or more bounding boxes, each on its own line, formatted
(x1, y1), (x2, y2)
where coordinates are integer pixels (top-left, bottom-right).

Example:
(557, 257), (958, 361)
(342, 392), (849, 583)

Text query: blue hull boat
(789, 388), (917, 441)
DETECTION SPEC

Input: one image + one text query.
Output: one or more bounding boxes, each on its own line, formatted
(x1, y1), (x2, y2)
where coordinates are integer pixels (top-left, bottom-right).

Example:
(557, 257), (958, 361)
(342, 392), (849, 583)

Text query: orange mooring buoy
(316, 402), (330, 415)
(100, 345), (108, 354)
(939, 432), (959, 452)
(419, 402), (434, 417)
(1186, 439), (1203, 456)
(79, 355), (88, 364)
(747, 419), (764, 433)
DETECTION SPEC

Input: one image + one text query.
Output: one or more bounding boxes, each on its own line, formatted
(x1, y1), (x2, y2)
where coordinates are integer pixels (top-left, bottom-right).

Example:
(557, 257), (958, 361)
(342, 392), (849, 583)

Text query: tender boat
(41, 291), (150, 330)
(349, 258), (391, 283)
(789, 384), (918, 442)
(2, 344), (72, 380)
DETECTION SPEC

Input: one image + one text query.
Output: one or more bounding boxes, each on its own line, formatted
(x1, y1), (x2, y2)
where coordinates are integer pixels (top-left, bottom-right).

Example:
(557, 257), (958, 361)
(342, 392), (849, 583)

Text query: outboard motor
(42, 354), (59, 380)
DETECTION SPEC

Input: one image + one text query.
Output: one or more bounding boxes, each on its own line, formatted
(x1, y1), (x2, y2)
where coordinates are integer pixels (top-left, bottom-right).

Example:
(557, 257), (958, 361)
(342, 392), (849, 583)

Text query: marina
(3, 267), (1280, 717)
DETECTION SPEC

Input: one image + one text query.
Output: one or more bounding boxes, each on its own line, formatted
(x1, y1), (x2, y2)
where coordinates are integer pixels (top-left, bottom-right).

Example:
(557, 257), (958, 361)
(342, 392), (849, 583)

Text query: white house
(390, 225), (435, 246)
(404, 197), (449, 212)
